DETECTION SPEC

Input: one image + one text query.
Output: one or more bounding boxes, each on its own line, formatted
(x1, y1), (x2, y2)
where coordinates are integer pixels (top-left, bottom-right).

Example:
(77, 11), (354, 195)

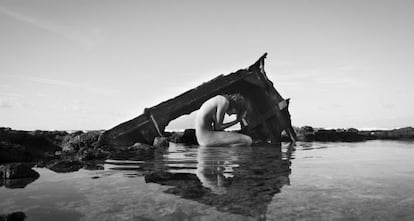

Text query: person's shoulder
(214, 95), (229, 107)
(211, 95), (224, 101)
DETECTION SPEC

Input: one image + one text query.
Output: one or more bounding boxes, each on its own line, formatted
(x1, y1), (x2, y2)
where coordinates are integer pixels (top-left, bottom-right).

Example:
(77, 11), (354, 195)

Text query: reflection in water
(3, 141), (414, 220)
(145, 144), (293, 219)
(0, 177), (39, 189)
(0, 144), (292, 220)
(196, 146), (242, 194)
(0, 211), (26, 221)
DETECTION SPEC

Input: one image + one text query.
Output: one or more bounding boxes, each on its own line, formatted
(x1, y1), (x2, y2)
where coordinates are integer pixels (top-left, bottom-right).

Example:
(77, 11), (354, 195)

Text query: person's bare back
(195, 95), (252, 147)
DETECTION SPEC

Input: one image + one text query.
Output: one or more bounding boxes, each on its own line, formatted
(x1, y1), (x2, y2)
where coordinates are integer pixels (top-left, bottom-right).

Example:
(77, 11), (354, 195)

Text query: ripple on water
(3, 141), (414, 220)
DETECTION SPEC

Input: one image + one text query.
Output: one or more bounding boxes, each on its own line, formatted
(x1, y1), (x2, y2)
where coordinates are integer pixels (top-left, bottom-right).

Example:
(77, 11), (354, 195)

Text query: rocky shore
(1, 126), (413, 184)
(1, 126), (413, 219)
(0, 127), (199, 184)
(292, 126), (414, 142)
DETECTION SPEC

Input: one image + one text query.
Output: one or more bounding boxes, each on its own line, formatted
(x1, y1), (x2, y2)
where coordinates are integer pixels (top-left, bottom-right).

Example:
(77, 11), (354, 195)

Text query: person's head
(223, 93), (248, 116)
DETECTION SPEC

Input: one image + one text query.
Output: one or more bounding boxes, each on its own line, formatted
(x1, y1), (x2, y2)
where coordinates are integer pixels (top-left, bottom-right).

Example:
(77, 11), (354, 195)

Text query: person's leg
(198, 131), (252, 147)
(226, 133), (252, 147)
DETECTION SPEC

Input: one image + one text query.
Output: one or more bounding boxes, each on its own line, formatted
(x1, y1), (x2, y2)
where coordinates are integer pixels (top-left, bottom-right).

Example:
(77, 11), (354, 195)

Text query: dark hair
(223, 93), (248, 115)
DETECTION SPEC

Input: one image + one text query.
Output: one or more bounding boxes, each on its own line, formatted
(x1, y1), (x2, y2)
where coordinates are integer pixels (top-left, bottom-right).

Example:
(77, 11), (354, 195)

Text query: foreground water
(1, 140), (414, 220)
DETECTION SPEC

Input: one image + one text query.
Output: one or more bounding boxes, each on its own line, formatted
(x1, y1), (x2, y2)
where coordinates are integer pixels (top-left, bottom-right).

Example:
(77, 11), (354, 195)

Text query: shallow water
(1, 140), (414, 220)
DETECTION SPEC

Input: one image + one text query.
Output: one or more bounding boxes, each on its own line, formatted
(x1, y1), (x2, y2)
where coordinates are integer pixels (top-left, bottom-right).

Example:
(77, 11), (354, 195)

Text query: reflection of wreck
(144, 145), (292, 219)
(102, 53), (296, 146)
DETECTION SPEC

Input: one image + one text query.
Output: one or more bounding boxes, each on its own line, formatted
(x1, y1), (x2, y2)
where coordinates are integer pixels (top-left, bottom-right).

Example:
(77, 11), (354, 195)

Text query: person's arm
(214, 99), (227, 131)
(215, 108), (246, 131)
(218, 118), (242, 130)
(223, 110), (247, 129)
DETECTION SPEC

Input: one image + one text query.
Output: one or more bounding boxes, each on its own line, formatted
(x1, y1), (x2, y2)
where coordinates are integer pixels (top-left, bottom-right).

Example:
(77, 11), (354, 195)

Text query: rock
(0, 211), (26, 221)
(295, 126), (315, 142)
(314, 129), (340, 141)
(0, 163), (40, 179)
(145, 171), (200, 183)
(46, 160), (83, 173)
(1, 177), (39, 189)
(0, 128), (61, 162)
(61, 130), (104, 153)
(347, 128), (359, 133)
(181, 129), (198, 145)
(340, 131), (365, 142)
(79, 148), (110, 161)
(28, 130), (69, 146)
(145, 171), (208, 198)
(126, 143), (155, 159)
(0, 142), (28, 163)
(153, 137), (169, 148)
(71, 130), (84, 136)
(377, 127), (414, 139)
(59, 131), (108, 162)
(60, 137), (77, 153)
(165, 181), (209, 199)
(167, 129), (198, 145)
(314, 129), (365, 142)
(168, 132), (184, 143)
(82, 162), (104, 170)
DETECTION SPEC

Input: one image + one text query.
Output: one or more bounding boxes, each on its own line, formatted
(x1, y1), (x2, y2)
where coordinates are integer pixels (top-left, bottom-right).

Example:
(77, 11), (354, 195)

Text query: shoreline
(1, 125), (413, 167)
(291, 126), (414, 142)
(1, 125), (413, 191)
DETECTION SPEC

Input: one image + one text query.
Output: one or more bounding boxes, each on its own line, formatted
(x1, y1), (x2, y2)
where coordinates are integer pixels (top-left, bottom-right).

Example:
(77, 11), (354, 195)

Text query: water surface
(1, 140), (414, 220)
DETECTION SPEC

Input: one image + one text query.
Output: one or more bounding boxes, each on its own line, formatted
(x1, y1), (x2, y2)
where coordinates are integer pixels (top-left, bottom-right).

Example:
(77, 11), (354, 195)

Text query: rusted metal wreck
(102, 53), (296, 147)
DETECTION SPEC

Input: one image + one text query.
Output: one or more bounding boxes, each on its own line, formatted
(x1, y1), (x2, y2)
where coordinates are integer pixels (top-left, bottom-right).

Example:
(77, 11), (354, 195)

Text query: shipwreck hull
(102, 53), (296, 147)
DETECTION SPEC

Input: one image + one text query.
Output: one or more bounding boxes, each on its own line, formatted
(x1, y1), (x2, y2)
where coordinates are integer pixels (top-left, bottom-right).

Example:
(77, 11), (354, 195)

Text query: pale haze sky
(0, 0), (413, 130)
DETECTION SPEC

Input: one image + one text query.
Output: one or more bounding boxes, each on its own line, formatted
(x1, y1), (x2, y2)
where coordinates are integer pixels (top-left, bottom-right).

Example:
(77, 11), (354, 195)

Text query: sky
(0, 0), (413, 131)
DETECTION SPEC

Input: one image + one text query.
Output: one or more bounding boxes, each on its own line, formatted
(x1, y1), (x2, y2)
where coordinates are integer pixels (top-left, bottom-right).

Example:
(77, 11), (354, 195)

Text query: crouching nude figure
(195, 94), (253, 146)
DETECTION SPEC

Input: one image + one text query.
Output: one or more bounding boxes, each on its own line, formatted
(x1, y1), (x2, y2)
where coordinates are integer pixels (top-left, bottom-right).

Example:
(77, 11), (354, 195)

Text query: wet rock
(82, 162), (104, 170)
(58, 131), (109, 162)
(366, 127), (414, 140)
(145, 171), (200, 183)
(127, 143), (155, 159)
(104, 142), (158, 161)
(0, 142), (28, 163)
(153, 137), (169, 148)
(340, 131), (365, 142)
(182, 129), (198, 145)
(0, 211), (26, 221)
(46, 160), (83, 173)
(79, 148), (110, 161)
(314, 129), (340, 141)
(145, 171), (208, 199)
(0, 163), (39, 188)
(34, 158), (53, 168)
(61, 130), (104, 153)
(167, 129), (198, 145)
(295, 126), (315, 142)
(28, 130), (68, 146)
(348, 128), (359, 133)
(168, 132), (183, 143)
(0, 163), (39, 179)
(165, 181), (209, 199)
(1, 177), (39, 189)
(314, 129), (365, 142)
(0, 128), (61, 162)
(71, 130), (84, 136)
